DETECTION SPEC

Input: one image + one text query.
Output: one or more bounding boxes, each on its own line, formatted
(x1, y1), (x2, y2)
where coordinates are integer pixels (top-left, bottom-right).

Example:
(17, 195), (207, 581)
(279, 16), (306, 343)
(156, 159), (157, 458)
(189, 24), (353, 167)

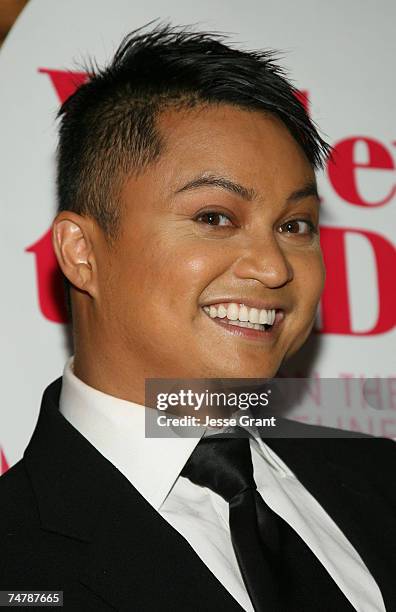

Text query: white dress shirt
(59, 357), (385, 612)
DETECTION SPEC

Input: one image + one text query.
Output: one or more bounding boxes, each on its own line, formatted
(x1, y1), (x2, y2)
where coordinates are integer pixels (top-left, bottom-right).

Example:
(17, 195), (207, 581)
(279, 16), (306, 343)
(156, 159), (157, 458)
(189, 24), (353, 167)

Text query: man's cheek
(311, 260), (326, 304)
(297, 253), (325, 296)
(167, 252), (219, 306)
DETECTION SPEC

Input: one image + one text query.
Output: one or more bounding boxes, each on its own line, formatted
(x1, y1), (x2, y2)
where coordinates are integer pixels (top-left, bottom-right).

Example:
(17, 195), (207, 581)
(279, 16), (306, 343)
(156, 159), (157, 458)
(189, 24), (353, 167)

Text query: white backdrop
(0, 0), (395, 470)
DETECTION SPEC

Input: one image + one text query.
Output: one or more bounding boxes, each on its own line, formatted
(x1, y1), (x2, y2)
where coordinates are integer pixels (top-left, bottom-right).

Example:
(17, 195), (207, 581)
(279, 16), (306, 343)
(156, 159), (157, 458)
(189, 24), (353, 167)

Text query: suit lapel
(77, 467), (244, 611)
(24, 378), (243, 611)
(262, 431), (396, 610)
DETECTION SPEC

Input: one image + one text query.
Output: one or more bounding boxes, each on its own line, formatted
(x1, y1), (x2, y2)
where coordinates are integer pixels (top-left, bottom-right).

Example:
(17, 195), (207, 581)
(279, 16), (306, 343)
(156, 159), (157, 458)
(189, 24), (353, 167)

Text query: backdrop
(0, 0), (395, 470)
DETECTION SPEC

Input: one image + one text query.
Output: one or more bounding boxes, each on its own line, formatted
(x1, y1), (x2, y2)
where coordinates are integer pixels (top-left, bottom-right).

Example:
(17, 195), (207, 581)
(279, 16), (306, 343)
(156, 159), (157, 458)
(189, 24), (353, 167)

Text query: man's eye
(196, 212), (233, 226)
(278, 219), (316, 235)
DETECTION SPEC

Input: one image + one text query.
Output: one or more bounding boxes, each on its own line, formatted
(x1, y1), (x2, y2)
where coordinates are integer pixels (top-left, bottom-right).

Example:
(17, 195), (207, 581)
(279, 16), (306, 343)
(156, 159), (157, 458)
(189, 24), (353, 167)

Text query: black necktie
(181, 433), (356, 612)
(181, 434), (282, 612)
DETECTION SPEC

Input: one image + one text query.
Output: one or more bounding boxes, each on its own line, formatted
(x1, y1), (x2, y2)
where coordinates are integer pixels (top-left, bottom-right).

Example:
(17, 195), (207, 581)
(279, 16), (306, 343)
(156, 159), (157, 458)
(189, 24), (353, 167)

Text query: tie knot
(181, 435), (256, 503)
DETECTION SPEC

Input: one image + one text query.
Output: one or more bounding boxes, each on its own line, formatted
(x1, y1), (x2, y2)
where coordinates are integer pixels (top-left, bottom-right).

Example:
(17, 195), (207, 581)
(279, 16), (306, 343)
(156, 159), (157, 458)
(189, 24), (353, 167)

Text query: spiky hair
(57, 21), (330, 243)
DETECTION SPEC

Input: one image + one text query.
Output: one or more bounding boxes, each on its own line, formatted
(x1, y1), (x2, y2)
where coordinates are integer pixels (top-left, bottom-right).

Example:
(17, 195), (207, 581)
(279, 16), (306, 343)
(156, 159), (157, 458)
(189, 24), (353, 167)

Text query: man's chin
(197, 363), (281, 381)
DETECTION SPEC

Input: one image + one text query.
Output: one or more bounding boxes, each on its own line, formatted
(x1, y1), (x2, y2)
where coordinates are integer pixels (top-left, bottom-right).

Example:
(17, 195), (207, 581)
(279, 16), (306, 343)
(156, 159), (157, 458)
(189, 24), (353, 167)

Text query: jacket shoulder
(0, 459), (87, 590)
(0, 459), (40, 532)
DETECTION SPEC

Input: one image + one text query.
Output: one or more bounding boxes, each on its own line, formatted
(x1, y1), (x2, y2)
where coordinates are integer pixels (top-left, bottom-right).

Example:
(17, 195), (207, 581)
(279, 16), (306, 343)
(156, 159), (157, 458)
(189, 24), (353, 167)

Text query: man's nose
(231, 234), (293, 288)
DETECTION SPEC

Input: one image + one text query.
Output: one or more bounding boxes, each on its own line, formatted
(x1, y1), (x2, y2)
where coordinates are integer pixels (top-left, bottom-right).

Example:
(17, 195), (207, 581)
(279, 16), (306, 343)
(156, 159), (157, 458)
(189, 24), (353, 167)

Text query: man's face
(94, 105), (325, 387)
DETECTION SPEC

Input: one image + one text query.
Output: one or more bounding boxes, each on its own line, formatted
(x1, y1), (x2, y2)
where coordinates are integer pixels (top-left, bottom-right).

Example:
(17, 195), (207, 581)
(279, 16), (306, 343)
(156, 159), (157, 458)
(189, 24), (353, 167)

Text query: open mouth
(201, 302), (284, 338)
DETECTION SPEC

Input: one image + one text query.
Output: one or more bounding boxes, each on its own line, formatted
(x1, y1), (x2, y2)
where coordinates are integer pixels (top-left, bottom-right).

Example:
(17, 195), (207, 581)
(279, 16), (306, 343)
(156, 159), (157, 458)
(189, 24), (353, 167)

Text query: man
(0, 23), (394, 612)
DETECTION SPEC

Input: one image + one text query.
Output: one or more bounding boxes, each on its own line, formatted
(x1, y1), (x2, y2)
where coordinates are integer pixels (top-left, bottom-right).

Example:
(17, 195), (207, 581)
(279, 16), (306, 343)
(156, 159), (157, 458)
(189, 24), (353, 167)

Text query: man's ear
(51, 212), (98, 298)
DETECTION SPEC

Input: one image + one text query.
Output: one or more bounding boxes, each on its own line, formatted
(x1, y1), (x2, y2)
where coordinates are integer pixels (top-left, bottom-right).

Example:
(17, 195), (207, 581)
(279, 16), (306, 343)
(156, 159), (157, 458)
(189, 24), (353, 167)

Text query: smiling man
(65, 105), (324, 397)
(0, 23), (395, 612)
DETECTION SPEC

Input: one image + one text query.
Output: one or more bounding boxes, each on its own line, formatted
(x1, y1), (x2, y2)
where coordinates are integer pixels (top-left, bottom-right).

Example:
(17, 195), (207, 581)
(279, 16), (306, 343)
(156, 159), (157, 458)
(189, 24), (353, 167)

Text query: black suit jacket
(0, 377), (395, 611)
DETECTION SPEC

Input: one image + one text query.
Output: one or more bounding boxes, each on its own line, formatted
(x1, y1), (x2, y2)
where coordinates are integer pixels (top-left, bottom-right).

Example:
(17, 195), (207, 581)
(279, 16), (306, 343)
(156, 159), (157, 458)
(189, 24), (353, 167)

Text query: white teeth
(248, 308), (259, 324)
(203, 303), (278, 327)
(228, 320), (256, 329)
(209, 305), (217, 318)
(218, 304), (227, 318)
(227, 303), (239, 321)
(259, 309), (268, 324)
(239, 305), (249, 321)
(227, 320), (265, 330)
(228, 320), (251, 328)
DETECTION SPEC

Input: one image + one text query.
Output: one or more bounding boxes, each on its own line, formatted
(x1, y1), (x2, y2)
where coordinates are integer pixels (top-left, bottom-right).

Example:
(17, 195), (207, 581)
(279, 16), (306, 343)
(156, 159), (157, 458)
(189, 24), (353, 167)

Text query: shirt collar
(59, 356), (205, 510)
(59, 357), (292, 511)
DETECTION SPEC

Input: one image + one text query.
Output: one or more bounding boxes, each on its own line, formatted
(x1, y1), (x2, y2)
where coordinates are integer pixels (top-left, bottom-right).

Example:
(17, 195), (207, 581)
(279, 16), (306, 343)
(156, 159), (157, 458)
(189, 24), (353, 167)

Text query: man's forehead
(157, 102), (286, 141)
(149, 104), (316, 200)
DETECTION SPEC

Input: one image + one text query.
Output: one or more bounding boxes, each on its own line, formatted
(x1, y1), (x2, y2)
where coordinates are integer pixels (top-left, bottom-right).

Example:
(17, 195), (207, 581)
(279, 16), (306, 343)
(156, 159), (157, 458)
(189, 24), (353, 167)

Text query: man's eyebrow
(175, 174), (256, 201)
(286, 181), (319, 204)
(175, 174), (319, 205)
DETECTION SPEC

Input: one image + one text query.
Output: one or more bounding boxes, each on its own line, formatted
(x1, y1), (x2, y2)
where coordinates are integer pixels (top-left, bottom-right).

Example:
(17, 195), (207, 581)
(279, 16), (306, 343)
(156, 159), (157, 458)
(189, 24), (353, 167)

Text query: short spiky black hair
(57, 22), (330, 314)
